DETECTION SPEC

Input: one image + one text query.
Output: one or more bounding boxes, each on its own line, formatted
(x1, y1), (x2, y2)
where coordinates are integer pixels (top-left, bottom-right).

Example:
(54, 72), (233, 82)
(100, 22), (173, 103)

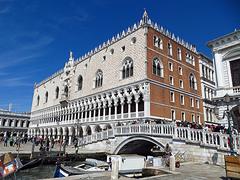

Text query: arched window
(95, 70), (103, 88)
(122, 57), (133, 79)
(55, 87), (59, 99)
(152, 58), (164, 77)
(37, 95), (40, 106)
(64, 86), (69, 97)
(168, 43), (173, 56)
(45, 91), (48, 103)
(189, 73), (197, 90)
(77, 75), (83, 90)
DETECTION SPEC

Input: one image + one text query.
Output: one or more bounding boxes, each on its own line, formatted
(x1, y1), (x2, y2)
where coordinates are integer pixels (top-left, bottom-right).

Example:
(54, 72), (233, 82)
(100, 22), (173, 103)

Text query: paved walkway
(148, 162), (226, 180)
(0, 142), (103, 155)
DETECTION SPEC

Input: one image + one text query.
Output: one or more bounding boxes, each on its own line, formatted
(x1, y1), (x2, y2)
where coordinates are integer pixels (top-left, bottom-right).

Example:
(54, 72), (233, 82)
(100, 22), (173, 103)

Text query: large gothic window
(122, 57), (133, 79)
(189, 73), (197, 90)
(45, 92), (48, 103)
(168, 43), (173, 56)
(37, 95), (40, 106)
(95, 70), (103, 88)
(55, 87), (59, 99)
(153, 58), (164, 77)
(64, 86), (69, 97)
(77, 75), (83, 90)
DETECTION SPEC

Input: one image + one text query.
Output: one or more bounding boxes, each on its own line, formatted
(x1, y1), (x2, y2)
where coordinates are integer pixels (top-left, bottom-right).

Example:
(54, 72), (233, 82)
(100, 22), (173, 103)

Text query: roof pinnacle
(142, 8), (149, 24)
(69, 50), (74, 61)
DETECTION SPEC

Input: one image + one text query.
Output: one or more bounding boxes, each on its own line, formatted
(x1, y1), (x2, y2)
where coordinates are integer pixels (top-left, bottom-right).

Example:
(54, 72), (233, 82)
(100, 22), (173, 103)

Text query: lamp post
(223, 93), (235, 155)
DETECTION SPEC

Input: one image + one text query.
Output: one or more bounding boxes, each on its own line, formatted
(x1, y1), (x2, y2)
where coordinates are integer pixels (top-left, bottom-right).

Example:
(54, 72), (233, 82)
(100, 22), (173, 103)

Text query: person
(164, 143), (172, 167)
(4, 136), (8, 147)
(62, 139), (67, 154)
(73, 138), (78, 154)
(46, 137), (50, 151)
(51, 137), (55, 148)
(16, 137), (21, 151)
(108, 157), (112, 170)
(164, 143), (172, 156)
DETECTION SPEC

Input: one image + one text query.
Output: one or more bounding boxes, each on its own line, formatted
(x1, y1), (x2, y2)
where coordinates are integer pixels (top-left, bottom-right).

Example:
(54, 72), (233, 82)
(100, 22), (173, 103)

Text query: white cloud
(0, 76), (33, 87)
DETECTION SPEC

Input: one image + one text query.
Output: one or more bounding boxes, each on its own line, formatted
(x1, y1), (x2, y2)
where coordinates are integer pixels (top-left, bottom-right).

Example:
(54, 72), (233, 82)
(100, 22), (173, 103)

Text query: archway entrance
(114, 136), (165, 156)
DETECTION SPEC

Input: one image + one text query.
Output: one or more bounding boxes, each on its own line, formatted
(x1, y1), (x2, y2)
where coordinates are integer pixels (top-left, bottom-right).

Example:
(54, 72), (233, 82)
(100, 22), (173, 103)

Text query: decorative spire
(142, 8), (149, 24)
(69, 51), (74, 61)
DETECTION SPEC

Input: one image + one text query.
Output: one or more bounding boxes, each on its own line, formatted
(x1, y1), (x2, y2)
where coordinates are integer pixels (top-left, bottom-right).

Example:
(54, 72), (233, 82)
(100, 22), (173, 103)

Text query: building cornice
(207, 29), (240, 50)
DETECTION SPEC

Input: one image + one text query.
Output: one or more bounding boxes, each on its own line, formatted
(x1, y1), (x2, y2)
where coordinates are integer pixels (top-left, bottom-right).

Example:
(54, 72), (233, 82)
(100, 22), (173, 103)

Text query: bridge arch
(113, 135), (165, 156)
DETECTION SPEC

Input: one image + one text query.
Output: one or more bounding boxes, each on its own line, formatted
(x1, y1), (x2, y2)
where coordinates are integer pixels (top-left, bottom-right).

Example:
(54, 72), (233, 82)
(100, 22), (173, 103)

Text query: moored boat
(19, 158), (43, 171)
(53, 158), (109, 178)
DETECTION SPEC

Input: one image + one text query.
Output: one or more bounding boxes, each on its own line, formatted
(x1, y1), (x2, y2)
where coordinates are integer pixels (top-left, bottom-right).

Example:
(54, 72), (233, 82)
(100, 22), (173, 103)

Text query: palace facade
(0, 109), (30, 138)
(28, 11), (204, 143)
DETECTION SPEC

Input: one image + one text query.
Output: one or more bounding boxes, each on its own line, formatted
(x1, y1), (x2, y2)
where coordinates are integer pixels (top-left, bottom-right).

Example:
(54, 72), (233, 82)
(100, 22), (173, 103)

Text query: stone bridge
(79, 123), (240, 165)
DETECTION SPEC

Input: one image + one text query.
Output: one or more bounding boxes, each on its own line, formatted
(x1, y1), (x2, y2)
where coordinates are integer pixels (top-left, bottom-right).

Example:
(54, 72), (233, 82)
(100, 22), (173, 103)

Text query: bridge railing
(80, 123), (240, 152)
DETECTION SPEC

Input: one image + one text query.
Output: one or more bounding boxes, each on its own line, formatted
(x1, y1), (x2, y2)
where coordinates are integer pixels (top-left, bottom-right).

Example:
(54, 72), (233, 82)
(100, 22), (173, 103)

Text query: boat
(0, 153), (18, 178)
(53, 158), (109, 178)
(19, 158), (43, 171)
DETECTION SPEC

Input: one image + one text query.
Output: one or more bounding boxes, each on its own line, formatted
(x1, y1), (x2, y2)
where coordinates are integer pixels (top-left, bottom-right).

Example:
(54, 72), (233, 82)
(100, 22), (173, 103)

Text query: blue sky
(0, 0), (239, 112)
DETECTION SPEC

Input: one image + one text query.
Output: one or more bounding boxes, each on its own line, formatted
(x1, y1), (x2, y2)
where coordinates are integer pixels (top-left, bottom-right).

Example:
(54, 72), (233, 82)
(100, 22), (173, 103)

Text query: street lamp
(223, 93), (235, 155)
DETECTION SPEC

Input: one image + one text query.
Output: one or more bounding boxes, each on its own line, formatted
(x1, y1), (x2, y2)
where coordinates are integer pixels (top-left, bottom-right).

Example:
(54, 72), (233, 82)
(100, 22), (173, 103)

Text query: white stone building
(0, 109), (30, 138)
(28, 11), (203, 144)
(199, 53), (217, 124)
(208, 29), (240, 128)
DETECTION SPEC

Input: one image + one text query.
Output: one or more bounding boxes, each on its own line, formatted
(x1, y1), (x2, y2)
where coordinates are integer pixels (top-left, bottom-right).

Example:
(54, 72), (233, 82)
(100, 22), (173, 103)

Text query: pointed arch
(95, 69), (103, 88)
(152, 57), (164, 77)
(55, 87), (59, 99)
(122, 57), (133, 79)
(77, 75), (83, 90)
(64, 86), (69, 97)
(45, 91), (48, 103)
(37, 95), (40, 106)
(189, 73), (197, 90)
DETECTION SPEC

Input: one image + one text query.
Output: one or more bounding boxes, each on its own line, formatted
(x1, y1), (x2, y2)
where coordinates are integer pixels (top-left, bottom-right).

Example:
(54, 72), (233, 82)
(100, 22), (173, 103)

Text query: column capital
(127, 95), (132, 104)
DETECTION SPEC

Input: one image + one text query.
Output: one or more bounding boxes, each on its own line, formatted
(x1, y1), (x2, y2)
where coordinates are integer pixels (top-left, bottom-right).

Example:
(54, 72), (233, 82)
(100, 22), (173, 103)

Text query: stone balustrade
(80, 123), (240, 153)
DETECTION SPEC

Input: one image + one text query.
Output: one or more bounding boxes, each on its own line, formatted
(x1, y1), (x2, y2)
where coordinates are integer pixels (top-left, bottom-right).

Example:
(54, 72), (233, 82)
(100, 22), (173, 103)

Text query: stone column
(114, 99), (118, 120)
(120, 98), (124, 119)
(68, 127), (73, 145)
(103, 101), (106, 121)
(88, 105), (92, 122)
(143, 83), (150, 117)
(134, 93), (140, 118)
(81, 106), (84, 123)
(107, 95), (112, 120)
(213, 52), (224, 87)
(57, 128), (61, 140)
(98, 101), (101, 121)
(93, 102), (96, 122)
(127, 96), (132, 118)
(108, 104), (112, 120)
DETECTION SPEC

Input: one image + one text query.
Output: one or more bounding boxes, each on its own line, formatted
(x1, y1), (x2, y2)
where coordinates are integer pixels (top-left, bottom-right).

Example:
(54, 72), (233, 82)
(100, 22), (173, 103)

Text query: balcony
(216, 86), (240, 98)
(60, 93), (69, 107)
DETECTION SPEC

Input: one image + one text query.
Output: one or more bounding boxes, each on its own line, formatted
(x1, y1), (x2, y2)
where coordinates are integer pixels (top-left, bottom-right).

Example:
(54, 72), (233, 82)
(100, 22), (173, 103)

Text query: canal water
(5, 165), (56, 180)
